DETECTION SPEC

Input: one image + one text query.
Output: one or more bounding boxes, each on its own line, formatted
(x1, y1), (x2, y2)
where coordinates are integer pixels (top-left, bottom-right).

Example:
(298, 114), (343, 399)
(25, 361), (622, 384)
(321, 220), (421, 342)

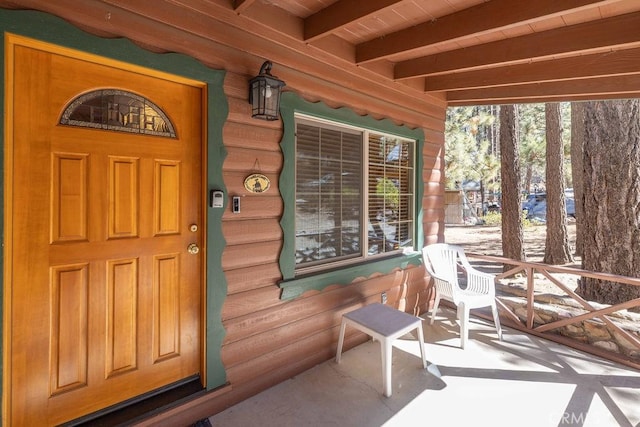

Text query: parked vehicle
(522, 190), (575, 221)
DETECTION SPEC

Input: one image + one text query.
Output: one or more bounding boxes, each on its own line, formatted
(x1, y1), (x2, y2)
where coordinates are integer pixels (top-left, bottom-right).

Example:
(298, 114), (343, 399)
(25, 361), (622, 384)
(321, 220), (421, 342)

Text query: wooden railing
(465, 253), (640, 370)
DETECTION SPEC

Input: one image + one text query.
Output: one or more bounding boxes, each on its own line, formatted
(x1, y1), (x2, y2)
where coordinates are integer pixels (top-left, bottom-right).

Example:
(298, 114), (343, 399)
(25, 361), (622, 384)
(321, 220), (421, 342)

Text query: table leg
(382, 338), (392, 397)
(335, 319), (347, 363)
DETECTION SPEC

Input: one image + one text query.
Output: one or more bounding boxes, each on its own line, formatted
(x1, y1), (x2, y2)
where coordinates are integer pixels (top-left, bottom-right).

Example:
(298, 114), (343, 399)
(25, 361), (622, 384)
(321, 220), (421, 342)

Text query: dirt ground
(444, 221), (580, 294)
(444, 221), (579, 265)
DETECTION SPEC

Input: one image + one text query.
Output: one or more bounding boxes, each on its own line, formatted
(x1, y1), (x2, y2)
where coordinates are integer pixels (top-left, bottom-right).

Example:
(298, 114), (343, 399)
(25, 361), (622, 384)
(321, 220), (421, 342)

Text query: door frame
(0, 9), (230, 421)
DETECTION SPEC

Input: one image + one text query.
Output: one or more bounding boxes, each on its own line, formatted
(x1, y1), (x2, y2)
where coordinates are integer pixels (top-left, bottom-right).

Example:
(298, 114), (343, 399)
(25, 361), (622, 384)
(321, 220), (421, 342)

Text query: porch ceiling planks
(355, 0), (616, 64)
(393, 11), (640, 79)
(3, 0), (640, 105)
(424, 47), (640, 92)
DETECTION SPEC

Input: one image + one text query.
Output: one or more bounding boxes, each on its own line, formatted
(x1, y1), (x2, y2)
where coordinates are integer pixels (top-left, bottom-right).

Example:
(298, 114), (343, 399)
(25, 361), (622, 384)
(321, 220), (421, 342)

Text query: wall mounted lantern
(249, 61), (286, 121)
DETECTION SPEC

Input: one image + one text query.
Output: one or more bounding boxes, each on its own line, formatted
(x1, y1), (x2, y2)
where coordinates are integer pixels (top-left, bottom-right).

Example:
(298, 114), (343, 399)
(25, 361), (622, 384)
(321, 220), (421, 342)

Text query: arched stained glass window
(60, 89), (176, 138)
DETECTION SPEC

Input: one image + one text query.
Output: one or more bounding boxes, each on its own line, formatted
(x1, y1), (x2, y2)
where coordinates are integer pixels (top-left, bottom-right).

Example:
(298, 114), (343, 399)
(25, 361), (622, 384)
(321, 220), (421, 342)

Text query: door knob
(187, 243), (200, 254)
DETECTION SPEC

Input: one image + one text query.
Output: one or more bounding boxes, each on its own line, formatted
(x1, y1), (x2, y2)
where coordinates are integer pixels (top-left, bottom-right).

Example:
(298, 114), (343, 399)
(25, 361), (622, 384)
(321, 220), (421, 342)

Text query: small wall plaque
(244, 173), (270, 193)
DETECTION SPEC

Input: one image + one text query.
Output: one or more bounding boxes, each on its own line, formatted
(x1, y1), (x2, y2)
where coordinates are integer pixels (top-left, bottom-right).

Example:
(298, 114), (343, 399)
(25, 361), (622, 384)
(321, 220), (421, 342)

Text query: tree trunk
(570, 102), (585, 256)
(577, 100), (640, 305)
(524, 165), (532, 194)
(500, 104), (525, 269)
(543, 103), (573, 264)
(480, 180), (485, 215)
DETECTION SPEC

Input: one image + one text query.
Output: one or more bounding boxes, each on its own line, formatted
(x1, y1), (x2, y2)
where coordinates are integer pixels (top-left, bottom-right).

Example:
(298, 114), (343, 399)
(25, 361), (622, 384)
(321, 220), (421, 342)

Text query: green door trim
(0, 9), (229, 395)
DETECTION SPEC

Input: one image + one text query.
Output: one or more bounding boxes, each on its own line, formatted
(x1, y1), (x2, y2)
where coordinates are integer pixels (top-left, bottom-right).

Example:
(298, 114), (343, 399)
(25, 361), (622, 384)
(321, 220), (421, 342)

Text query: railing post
(526, 266), (534, 329)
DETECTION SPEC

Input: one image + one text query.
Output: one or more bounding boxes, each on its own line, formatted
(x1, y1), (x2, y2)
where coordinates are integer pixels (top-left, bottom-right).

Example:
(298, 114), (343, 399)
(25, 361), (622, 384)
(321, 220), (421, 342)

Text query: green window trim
(278, 92), (425, 300)
(279, 252), (423, 300)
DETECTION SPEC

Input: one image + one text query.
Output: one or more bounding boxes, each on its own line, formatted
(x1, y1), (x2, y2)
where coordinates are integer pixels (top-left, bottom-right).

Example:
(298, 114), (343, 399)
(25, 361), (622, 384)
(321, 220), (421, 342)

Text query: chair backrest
(422, 243), (465, 285)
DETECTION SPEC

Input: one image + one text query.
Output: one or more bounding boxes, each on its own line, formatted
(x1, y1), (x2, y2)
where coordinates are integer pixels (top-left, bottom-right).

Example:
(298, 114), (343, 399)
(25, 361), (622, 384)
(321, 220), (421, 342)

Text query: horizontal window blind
(295, 117), (415, 271)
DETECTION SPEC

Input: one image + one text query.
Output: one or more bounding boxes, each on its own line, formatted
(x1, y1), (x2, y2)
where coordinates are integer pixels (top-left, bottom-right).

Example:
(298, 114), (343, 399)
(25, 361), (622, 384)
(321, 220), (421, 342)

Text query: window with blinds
(295, 115), (415, 271)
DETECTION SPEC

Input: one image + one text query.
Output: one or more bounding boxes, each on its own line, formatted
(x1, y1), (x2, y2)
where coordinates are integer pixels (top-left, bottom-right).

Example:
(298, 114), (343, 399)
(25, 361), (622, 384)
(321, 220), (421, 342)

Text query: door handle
(187, 243), (200, 254)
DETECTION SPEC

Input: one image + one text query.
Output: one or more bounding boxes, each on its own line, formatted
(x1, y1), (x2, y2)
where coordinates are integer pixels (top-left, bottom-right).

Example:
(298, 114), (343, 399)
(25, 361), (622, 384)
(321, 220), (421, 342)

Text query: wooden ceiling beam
(232, 0), (256, 13)
(304, 0), (401, 42)
(395, 11), (640, 79)
(425, 47), (640, 91)
(356, 0), (613, 64)
(446, 75), (640, 104)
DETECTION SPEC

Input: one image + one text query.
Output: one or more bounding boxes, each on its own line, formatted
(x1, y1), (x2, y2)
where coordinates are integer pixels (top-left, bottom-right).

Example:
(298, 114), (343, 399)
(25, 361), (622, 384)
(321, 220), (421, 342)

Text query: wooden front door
(5, 36), (204, 425)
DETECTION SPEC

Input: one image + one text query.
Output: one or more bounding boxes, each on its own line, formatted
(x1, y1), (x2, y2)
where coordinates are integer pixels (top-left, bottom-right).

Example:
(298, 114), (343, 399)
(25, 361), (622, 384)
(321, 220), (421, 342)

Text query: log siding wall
(0, 8), (447, 423)
(215, 69), (446, 412)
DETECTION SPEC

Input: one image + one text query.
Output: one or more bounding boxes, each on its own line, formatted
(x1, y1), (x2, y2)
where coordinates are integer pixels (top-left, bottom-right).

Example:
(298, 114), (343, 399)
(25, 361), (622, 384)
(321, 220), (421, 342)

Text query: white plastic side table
(335, 303), (427, 397)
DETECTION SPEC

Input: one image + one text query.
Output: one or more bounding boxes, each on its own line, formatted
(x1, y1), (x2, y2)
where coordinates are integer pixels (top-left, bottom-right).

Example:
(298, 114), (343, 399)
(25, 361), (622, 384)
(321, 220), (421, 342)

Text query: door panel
(6, 38), (204, 425)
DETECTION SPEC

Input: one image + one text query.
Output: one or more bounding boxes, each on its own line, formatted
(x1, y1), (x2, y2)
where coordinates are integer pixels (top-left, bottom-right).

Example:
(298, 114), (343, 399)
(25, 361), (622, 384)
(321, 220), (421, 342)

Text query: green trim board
(278, 92), (425, 300)
(280, 252), (423, 300)
(0, 9), (229, 391)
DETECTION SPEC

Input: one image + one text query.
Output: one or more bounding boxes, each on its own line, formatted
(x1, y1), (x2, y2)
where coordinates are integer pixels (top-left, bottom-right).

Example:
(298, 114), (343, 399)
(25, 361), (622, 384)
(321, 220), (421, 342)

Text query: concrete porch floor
(208, 307), (640, 427)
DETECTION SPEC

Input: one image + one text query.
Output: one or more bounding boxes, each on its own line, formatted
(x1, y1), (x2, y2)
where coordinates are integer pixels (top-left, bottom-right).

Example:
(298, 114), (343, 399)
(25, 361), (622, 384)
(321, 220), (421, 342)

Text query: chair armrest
(467, 266), (493, 280)
(430, 275), (457, 300)
(425, 268), (455, 286)
(466, 268), (496, 296)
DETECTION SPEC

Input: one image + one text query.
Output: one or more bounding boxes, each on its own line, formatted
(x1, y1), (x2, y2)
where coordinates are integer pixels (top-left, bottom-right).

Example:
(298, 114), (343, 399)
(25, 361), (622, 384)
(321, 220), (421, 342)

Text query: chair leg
(491, 302), (503, 341)
(459, 302), (469, 349)
(430, 295), (441, 325)
(416, 321), (427, 369)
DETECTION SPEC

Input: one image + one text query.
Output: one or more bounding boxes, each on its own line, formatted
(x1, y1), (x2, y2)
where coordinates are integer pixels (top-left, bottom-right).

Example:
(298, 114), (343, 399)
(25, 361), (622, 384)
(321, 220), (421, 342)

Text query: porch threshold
(64, 376), (209, 426)
(134, 383), (233, 427)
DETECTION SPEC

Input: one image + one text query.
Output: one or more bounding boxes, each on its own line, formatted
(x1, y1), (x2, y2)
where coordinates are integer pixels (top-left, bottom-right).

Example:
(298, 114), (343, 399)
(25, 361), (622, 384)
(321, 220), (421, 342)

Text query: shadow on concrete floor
(209, 307), (640, 427)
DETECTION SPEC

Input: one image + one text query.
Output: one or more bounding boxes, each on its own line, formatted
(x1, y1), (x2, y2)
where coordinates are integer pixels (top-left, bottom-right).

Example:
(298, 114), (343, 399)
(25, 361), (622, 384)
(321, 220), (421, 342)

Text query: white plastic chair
(422, 243), (502, 349)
